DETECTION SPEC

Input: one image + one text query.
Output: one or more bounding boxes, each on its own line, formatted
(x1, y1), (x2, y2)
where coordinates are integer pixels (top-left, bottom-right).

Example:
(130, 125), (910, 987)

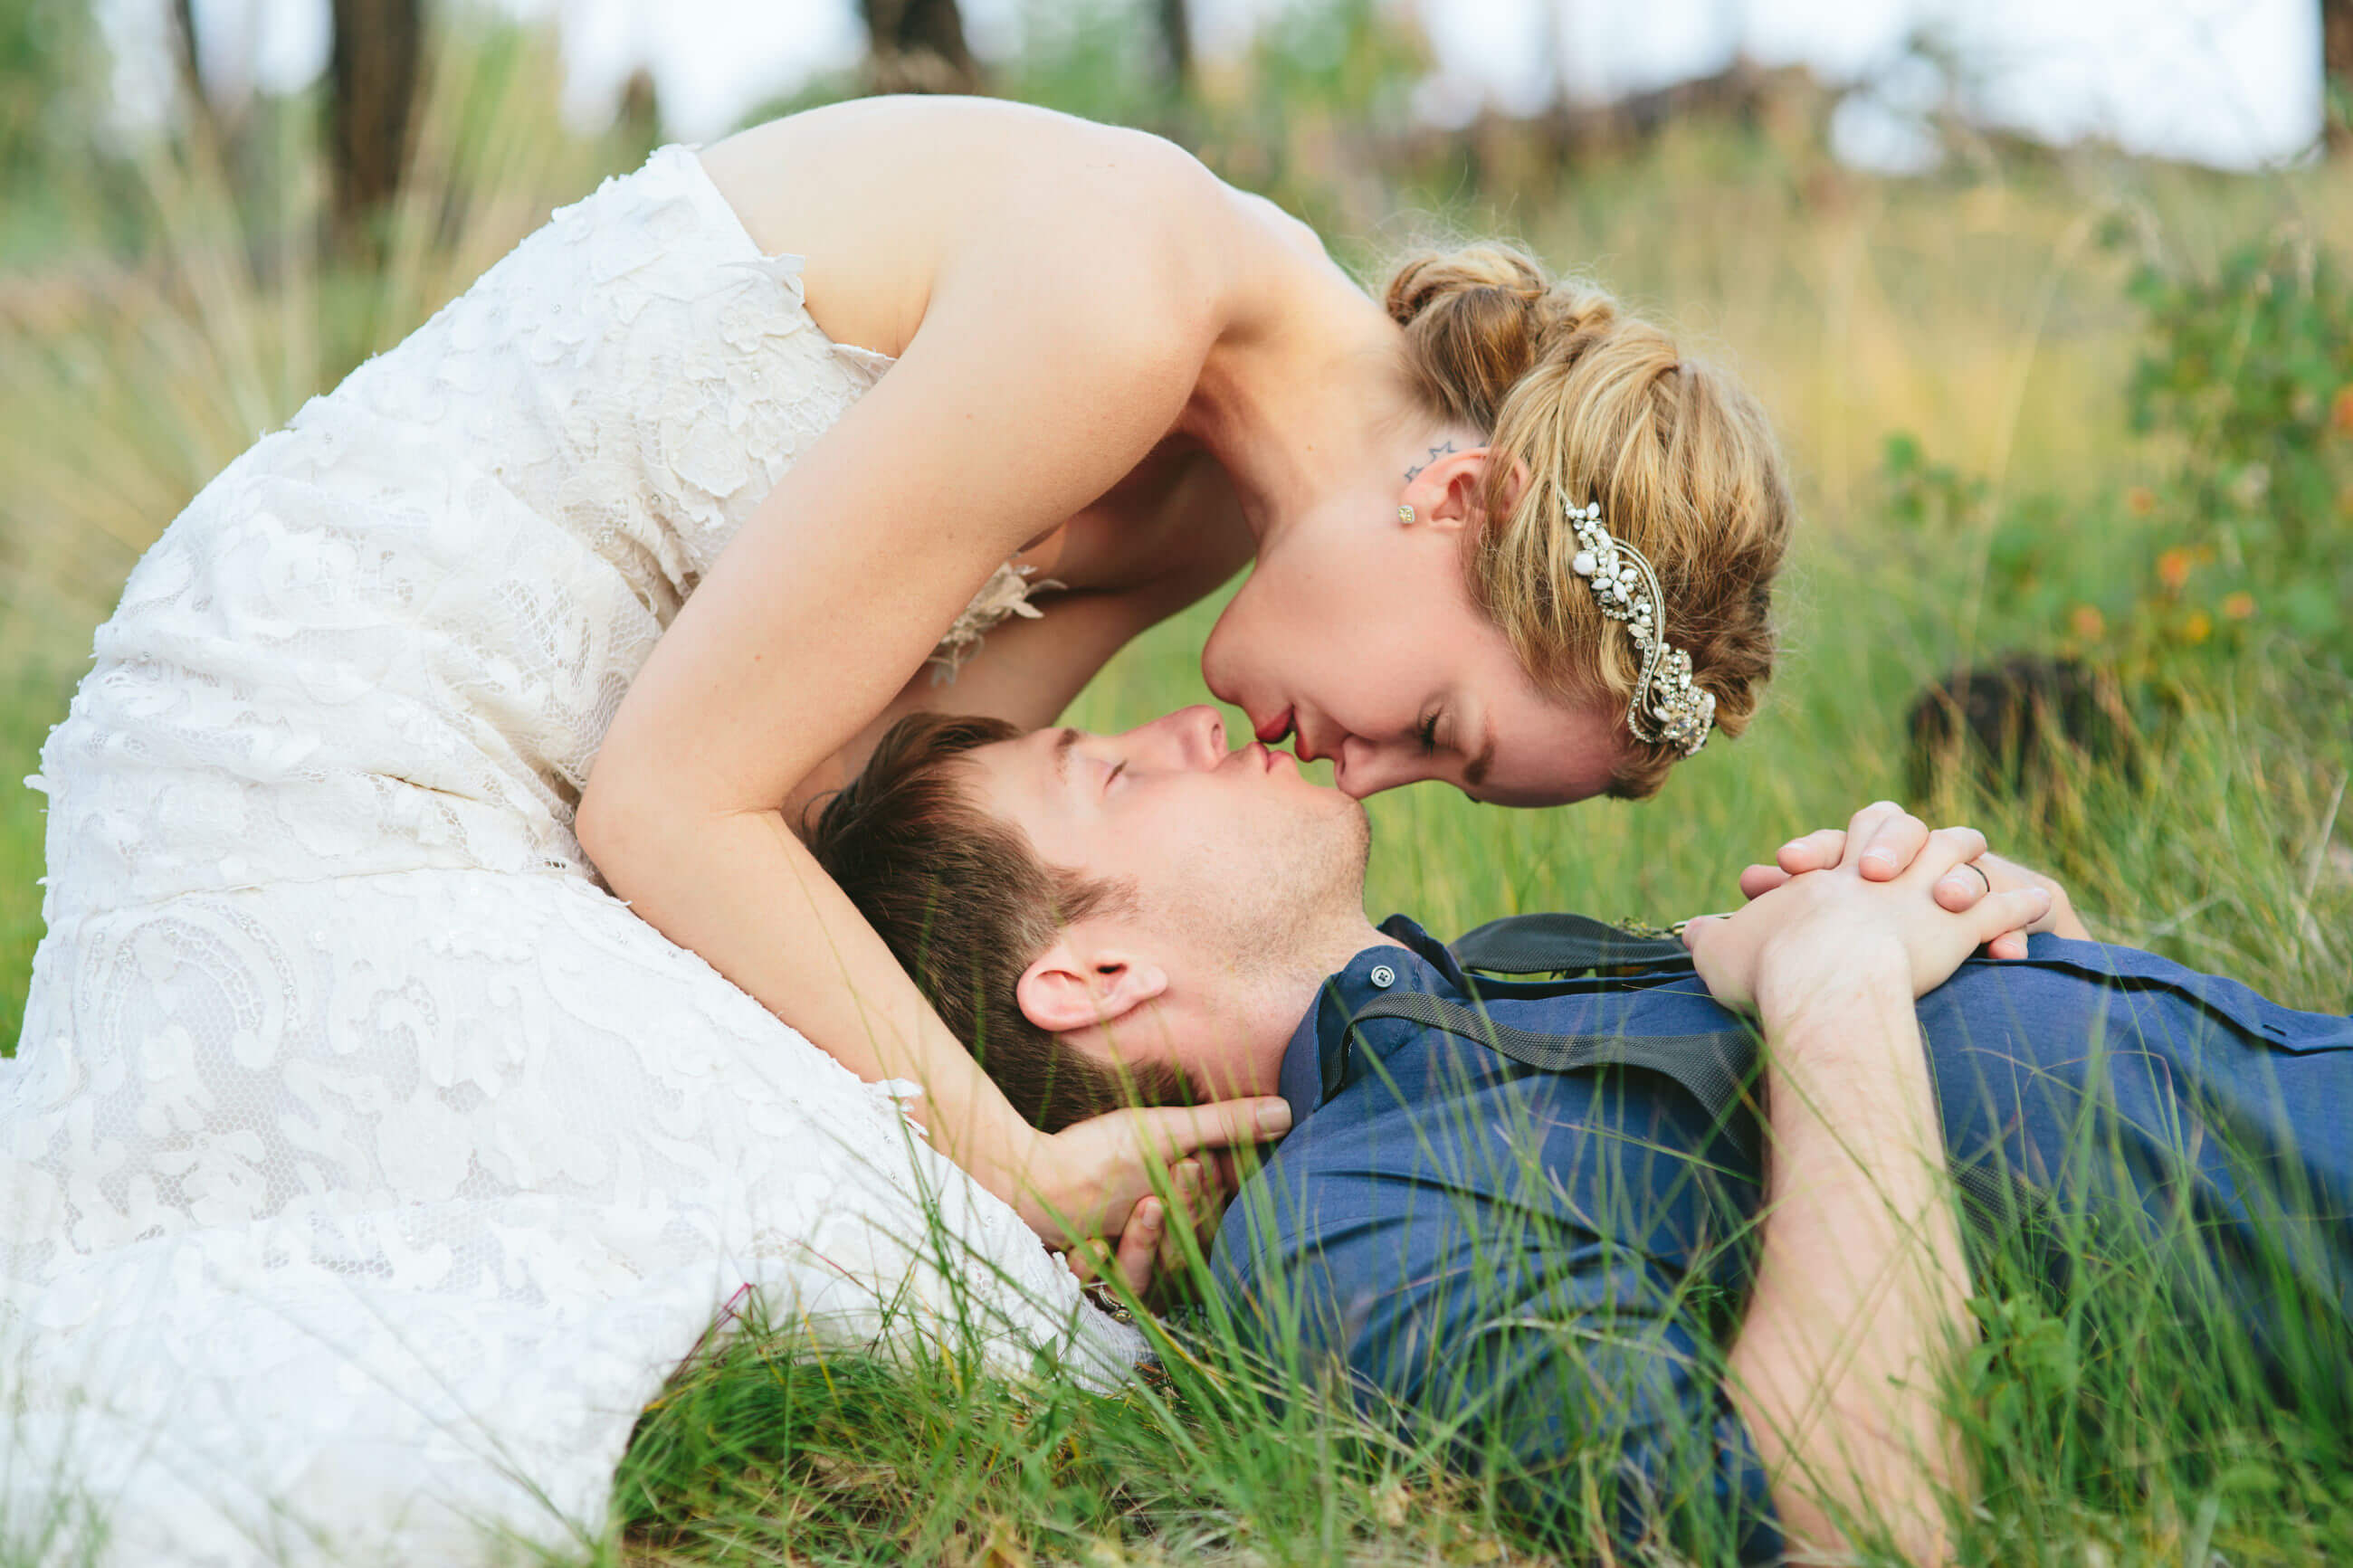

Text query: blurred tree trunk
(1157, 0), (1193, 96)
(167, 0), (215, 139)
(614, 66), (662, 164)
(858, 0), (980, 94)
(2328, 0), (2352, 153)
(168, 0), (259, 162)
(326, 0), (423, 260)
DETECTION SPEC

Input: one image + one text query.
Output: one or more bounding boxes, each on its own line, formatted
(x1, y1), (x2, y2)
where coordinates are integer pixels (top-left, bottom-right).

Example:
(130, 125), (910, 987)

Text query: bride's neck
(1179, 284), (1418, 546)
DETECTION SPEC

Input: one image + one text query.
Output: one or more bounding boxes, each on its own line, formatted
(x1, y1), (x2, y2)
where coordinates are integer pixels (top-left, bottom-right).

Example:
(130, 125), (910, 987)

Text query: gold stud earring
(1397, 504), (1415, 525)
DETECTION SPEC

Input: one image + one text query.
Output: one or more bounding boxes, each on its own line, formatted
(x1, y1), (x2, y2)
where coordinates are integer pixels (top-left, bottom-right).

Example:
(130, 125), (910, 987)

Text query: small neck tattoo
(1403, 440), (1458, 484)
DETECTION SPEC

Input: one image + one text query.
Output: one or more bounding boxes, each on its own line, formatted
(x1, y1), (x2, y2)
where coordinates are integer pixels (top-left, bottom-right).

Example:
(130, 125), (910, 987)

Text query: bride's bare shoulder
(712, 95), (1214, 193)
(704, 98), (1291, 347)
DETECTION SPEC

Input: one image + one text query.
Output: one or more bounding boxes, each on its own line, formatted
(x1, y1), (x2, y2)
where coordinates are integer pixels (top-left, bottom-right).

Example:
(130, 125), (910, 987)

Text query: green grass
(0, 658), (69, 1053)
(4, 10), (2352, 1564)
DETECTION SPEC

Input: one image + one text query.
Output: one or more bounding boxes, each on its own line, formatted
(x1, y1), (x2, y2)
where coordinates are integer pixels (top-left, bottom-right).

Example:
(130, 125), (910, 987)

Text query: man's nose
(1126, 705), (1226, 769)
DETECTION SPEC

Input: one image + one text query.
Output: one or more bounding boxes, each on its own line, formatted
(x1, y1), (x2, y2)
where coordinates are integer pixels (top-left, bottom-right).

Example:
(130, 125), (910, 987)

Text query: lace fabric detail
(1, 146), (1129, 1566)
(31, 145), (1042, 926)
(931, 561), (1064, 681)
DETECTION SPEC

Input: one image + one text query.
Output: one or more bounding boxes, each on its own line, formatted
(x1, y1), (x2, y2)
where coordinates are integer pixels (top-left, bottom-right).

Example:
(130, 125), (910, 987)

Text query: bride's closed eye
(1416, 711), (1442, 756)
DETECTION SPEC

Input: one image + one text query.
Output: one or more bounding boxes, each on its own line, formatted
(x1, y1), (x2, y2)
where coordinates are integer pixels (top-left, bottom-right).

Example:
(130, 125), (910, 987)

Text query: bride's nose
(1333, 734), (1411, 799)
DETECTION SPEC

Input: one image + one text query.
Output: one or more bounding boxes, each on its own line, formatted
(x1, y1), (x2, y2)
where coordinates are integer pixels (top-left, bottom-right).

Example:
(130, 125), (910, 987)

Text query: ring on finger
(1958, 861), (1992, 895)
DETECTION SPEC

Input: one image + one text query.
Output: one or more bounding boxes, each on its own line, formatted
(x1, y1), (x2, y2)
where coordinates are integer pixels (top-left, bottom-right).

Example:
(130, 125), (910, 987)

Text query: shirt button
(1368, 965), (1396, 989)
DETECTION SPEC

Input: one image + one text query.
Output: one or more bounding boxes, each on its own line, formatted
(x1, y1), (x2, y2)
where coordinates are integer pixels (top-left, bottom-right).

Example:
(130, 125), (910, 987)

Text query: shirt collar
(1273, 915), (1457, 1131)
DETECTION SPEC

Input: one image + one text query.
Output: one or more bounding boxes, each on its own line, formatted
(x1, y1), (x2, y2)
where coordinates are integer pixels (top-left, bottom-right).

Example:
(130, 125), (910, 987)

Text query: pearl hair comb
(1565, 498), (1717, 757)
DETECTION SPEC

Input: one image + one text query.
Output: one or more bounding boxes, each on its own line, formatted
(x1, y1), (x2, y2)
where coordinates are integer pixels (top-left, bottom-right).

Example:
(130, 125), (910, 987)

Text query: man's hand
(1735, 809), (2089, 960)
(1686, 803), (2054, 1014)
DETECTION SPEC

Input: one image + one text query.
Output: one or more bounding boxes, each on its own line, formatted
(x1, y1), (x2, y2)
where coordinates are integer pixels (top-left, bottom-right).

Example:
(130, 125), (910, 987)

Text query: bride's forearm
(581, 796), (1044, 1213)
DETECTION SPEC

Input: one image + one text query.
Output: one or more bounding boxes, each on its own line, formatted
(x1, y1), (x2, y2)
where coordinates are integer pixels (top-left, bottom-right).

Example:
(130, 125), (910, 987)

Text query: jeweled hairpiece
(1565, 498), (1717, 756)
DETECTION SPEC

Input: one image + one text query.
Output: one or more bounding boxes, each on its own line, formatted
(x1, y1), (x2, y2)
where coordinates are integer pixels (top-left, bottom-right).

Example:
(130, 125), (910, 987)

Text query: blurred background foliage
(2, 3), (2352, 1562)
(4, 0), (2350, 1036)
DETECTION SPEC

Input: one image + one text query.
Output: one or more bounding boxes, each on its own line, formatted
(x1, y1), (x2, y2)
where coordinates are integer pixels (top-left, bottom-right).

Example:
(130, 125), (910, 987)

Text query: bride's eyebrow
(1049, 727), (1081, 784)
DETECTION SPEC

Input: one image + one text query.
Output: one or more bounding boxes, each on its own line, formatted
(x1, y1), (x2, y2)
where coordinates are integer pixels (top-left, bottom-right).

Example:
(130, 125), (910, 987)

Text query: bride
(0, 95), (1791, 1563)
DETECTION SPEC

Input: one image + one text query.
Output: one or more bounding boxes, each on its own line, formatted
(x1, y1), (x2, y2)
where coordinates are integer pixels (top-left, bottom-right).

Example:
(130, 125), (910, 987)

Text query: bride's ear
(1408, 444), (1533, 537)
(1015, 934), (1168, 1035)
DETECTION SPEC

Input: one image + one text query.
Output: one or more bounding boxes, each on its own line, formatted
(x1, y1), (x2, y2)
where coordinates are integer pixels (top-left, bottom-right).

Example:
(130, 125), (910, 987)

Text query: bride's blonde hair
(1386, 242), (1793, 798)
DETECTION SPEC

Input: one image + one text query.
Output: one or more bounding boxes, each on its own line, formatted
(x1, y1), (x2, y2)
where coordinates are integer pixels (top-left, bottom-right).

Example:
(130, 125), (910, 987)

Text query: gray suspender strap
(1340, 992), (1760, 1164)
(1448, 912), (1689, 976)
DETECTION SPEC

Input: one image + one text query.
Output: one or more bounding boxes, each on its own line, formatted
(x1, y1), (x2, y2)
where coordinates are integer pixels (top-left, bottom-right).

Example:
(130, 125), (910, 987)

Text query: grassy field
(4, 11), (2352, 1564)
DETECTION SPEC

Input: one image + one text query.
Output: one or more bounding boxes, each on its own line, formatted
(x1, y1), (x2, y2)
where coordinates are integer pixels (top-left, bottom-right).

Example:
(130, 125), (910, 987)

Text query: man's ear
(1406, 444), (1532, 536)
(1015, 931), (1169, 1034)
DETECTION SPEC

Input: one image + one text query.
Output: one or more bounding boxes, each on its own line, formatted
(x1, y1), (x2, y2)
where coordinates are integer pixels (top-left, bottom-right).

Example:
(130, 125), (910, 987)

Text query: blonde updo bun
(1386, 242), (1794, 799)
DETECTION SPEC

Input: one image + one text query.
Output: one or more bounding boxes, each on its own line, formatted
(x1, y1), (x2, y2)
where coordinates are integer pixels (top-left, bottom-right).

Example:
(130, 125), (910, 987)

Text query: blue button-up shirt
(1211, 915), (2353, 1560)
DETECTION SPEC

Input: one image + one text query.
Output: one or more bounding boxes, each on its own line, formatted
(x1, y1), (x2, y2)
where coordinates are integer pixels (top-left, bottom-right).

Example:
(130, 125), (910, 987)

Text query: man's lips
(1253, 705), (1294, 745)
(1226, 740), (1298, 776)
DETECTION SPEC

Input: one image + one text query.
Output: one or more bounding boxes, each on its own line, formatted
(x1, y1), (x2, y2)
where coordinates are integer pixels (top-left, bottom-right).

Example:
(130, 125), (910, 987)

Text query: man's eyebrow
(1051, 727), (1081, 784)
(1463, 717), (1497, 790)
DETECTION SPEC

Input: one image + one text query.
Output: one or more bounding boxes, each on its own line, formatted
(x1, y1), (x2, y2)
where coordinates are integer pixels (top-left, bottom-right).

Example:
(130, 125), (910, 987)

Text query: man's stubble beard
(1175, 792), (1374, 989)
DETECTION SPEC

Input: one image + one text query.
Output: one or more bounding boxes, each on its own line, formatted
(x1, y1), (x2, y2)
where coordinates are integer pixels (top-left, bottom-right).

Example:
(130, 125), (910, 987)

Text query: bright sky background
(113, 0), (2325, 172)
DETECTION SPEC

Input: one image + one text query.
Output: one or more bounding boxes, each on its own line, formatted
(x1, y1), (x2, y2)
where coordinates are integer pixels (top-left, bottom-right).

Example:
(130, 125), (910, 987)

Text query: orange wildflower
(2222, 591), (2255, 621)
(2157, 547), (2193, 592)
(2070, 604), (2106, 641)
(2332, 385), (2353, 436)
(2125, 485), (2157, 516)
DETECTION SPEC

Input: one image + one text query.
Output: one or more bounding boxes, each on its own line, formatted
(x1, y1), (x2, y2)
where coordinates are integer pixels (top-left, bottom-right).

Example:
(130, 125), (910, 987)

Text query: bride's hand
(1684, 802), (2053, 1015)
(1017, 1097), (1290, 1264)
(1059, 1153), (1232, 1303)
(1734, 803), (2084, 959)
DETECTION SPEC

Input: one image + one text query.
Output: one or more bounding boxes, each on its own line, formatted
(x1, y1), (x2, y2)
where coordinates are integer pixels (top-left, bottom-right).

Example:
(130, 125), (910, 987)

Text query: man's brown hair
(805, 712), (1182, 1131)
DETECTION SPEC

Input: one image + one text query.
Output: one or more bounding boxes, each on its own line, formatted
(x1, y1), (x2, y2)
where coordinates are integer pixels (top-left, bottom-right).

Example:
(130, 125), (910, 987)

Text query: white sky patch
(119, 0), (2324, 168)
(1942, 0), (2321, 169)
(1561, 0), (1740, 102)
(551, 0), (863, 135)
(1742, 0), (1909, 81)
(1829, 48), (1948, 174)
(1418, 0), (1554, 117)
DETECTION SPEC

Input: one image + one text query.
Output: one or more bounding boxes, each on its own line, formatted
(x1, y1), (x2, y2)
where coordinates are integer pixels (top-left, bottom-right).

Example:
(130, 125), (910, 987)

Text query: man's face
(964, 705), (1371, 938)
(960, 705), (1373, 1087)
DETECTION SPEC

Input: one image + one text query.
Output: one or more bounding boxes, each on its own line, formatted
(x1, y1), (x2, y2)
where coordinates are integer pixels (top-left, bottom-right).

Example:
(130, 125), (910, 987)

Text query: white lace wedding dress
(0, 145), (1138, 1566)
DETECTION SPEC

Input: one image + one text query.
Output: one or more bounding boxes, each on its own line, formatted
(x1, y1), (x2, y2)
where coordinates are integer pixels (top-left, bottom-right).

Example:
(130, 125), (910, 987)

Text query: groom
(805, 705), (2353, 1562)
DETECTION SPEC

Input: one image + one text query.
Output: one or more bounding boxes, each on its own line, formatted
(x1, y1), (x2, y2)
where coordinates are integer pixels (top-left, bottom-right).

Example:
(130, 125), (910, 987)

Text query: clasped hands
(1684, 800), (2090, 1013)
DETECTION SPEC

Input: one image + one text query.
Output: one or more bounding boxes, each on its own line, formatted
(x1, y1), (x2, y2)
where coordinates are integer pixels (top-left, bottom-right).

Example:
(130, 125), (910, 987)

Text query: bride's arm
(577, 196), (1281, 1240)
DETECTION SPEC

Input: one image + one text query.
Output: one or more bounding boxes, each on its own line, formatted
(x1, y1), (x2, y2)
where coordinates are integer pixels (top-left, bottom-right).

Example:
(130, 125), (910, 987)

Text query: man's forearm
(1724, 960), (1974, 1563)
